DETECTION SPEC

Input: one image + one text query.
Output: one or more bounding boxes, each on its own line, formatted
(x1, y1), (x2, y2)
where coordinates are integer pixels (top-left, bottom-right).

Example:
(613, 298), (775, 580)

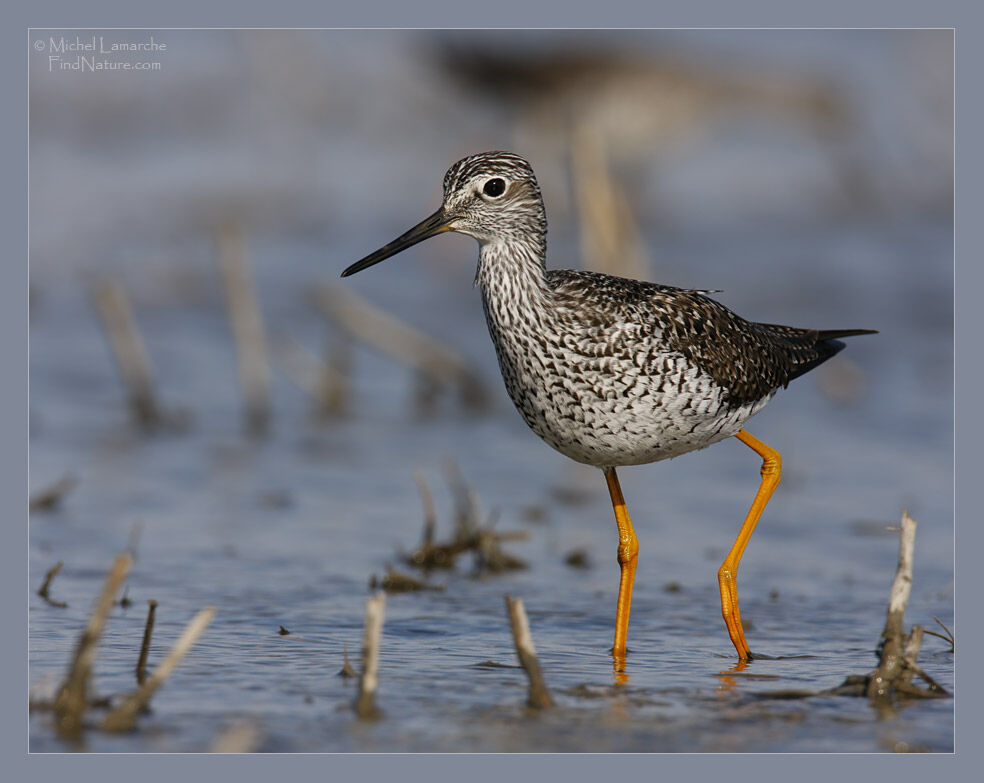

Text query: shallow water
(29, 30), (953, 752)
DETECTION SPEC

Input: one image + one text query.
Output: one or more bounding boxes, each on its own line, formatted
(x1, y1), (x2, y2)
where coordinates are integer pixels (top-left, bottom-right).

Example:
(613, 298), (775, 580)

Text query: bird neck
(476, 235), (551, 330)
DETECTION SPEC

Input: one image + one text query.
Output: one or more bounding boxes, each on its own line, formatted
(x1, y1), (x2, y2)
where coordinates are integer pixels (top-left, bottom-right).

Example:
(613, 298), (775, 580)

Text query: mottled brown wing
(547, 269), (875, 408)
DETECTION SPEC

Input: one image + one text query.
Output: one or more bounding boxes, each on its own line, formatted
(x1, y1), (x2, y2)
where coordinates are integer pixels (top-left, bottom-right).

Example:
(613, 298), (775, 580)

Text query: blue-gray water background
(29, 30), (953, 752)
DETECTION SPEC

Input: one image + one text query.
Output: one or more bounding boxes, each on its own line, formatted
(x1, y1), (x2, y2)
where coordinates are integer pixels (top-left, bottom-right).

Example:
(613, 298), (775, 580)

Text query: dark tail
(786, 328), (878, 382)
(815, 328), (880, 341)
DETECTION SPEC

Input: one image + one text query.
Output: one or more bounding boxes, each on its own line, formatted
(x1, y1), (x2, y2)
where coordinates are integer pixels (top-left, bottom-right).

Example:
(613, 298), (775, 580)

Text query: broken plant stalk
(505, 595), (552, 709)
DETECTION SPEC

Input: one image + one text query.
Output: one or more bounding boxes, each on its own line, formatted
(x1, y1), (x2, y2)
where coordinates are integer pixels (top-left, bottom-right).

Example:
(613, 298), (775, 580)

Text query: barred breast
(480, 269), (774, 468)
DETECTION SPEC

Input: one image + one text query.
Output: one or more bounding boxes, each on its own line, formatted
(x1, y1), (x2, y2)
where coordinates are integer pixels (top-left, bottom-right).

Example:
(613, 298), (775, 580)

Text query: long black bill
(341, 208), (452, 277)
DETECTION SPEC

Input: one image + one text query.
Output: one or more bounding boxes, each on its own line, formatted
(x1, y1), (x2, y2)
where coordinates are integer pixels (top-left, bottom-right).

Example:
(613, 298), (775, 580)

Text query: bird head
(341, 151), (545, 278)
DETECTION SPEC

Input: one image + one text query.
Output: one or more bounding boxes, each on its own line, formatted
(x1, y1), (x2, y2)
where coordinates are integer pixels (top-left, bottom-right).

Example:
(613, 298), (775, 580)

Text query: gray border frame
(10, 0), (972, 779)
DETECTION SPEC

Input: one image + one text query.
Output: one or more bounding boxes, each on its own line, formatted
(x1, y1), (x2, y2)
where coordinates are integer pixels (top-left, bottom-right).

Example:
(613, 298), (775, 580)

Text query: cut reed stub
(355, 591), (386, 720)
(338, 644), (356, 678)
(505, 595), (553, 709)
(272, 332), (350, 418)
(30, 474), (77, 513)
(136, 600), (158, 685)
(312, 284), (489, 412)
(862, 510), (949, 702)
(89, 277), (160, 428)
(53, 553), (132, 738)
(755, 509), (949, 704)
(216, 222), (272, 436)
(37, 561), (67, 608)
(102, 607), (215, 733)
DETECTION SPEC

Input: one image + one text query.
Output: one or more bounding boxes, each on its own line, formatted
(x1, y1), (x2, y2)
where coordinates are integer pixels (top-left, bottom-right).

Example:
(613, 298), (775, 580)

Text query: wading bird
(342, 151), (875, 669)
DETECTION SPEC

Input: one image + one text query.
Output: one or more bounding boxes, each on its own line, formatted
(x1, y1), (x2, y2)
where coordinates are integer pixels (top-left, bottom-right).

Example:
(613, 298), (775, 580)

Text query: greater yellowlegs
(342, 151), (875, 667)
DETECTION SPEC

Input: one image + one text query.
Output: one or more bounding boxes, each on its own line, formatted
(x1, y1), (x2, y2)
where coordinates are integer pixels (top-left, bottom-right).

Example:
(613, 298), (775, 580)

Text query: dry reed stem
(30, 474), (77, 513)
(272, 333), (349, 417)
(135, 600), (158, 685)
(375, 566), (441, 593)
(338, 644), (356, 678)
(323, 333), (353, 414)
(476, 529), (528, 574)
(101, 607), (215, 733)
(505, 595), (552, 709)
(406, 462), (527, 574)
(570, 124), (648, 281)
(862, 511), (949, 700)
(312, 285), (487, 409)
(90, 278), (159, 427)
(217, 223), (271, 434)
(897, 625), (947, 695)
(749, 510), (948, 703)
(867, 510), (916, 700)
(924, 616), (954, 651)
(355, 591), (386, 720)
(898, 625), (924, 690)
(53, 553), (132, 738)
(887, 511), (917, 628)
(37, 561), (67, 608)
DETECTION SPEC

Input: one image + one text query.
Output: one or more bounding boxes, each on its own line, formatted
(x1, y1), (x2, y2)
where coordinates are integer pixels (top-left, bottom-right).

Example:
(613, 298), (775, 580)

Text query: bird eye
(482, 178), (506, 198)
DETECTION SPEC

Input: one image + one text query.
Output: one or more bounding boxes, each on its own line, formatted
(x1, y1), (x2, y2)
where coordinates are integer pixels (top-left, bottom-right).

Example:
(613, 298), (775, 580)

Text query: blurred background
(29, 30), (953, 752)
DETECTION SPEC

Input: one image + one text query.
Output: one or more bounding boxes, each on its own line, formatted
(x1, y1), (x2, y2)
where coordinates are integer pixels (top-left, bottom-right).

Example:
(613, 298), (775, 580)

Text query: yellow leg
(718, 429), (781, 661)
(604, 467), (639, 668)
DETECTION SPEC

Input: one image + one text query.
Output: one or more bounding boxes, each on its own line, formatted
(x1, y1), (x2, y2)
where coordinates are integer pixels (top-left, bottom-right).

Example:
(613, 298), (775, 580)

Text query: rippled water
(29, 30), (953, 752)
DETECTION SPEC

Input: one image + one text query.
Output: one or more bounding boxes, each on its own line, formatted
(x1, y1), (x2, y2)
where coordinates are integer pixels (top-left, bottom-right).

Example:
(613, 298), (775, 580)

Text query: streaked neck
(477, 237), (551, 329)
